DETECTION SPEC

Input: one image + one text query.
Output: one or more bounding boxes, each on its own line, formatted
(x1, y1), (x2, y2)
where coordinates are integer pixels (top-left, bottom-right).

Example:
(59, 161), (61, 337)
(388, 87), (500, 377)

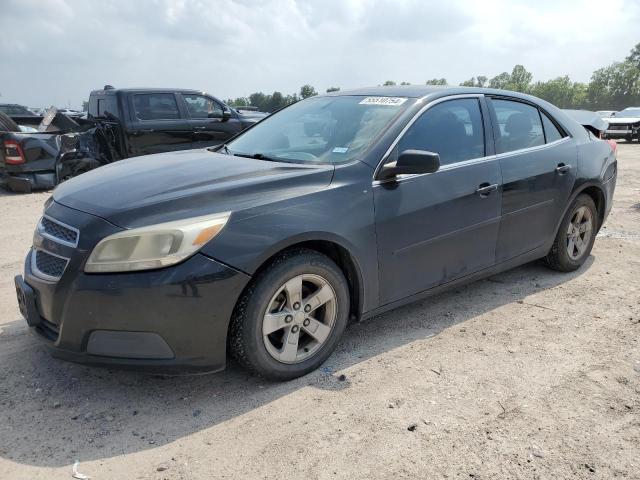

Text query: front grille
(34, 250), (68, 278)
(40, 216), (78, 245)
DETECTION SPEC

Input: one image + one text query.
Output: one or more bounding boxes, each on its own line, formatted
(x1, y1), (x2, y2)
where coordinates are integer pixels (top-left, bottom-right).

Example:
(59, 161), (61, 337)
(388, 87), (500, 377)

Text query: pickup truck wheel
(228, 249), (349, 381)
(0, 112), (20, 132)
(545, 194), (597, 272)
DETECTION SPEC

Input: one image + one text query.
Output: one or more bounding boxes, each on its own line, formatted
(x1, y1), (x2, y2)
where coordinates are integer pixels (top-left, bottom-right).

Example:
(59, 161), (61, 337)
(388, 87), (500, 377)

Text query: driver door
(373, 96), (502, 304)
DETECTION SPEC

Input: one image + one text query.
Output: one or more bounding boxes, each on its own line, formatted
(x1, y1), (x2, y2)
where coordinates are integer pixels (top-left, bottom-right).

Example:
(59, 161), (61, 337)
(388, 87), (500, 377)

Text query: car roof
(90, 88), (204, 95)
(326, 85), (540, 103)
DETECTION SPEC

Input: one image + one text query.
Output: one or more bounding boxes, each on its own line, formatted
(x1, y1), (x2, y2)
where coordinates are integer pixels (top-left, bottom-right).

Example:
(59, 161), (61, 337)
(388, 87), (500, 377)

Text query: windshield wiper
(232, 152), (282, 162)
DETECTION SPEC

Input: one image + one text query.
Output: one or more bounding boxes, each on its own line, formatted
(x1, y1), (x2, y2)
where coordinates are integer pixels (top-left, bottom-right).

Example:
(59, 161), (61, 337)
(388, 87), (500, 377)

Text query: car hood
(53, 149), (334, 229)
(607, 117), (640, 124)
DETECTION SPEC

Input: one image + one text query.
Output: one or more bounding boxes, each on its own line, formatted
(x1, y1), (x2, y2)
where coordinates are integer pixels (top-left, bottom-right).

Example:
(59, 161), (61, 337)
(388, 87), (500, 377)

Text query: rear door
(373, 95), (502, 304)
(126, 92), (193, 156)
(487, 97), (576, 262)
(181, 93), (244, 148)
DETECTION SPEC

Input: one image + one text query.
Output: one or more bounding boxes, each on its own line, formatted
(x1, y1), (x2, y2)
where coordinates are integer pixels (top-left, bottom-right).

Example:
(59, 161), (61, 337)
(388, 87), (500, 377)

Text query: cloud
(0, 0), (638, 108)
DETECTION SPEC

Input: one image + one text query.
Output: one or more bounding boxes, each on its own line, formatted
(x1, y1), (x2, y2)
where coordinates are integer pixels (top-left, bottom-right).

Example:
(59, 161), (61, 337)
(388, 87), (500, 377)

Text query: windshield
(615, 108), (640, 117)
(226, 95), (410, 164)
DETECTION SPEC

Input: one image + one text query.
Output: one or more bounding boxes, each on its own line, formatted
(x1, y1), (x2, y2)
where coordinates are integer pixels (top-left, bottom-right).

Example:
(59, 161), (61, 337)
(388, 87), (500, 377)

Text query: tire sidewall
(239, 252), (350, 380)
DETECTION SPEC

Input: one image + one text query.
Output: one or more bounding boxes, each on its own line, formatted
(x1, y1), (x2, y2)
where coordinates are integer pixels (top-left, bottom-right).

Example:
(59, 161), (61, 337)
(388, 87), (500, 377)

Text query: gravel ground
(0, 144), (638, 480)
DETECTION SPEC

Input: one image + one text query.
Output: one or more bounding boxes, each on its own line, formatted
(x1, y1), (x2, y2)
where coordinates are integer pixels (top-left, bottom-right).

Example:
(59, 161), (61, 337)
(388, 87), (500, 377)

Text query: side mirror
(208, 111), (223, 119)
(379, 149), (440, 181)
(222, 109), (232, 121)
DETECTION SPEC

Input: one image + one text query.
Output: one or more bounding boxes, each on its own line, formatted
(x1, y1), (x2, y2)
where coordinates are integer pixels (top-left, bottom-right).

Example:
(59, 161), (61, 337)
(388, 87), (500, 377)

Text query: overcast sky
(1, 0), (638, 108)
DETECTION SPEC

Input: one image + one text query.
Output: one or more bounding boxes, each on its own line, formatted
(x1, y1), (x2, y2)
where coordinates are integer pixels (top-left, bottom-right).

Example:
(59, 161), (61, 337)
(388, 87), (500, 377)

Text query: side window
(133, 93), (180, 121)
(183, 94), (223, 119)
(541, 112), (564, 143)
(490, 99), (544, 154)
(397, 98), (485, 165)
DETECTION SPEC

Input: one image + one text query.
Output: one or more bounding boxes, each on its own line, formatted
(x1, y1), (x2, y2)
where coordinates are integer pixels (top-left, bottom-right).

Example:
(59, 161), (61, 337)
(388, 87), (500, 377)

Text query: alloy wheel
(262, 274), (337, 364)
(566, 206), (593, 260)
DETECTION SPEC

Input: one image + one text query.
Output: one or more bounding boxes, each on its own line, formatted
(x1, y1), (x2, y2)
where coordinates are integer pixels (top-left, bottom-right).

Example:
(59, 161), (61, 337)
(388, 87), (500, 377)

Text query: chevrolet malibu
(15, 86), (617, 380)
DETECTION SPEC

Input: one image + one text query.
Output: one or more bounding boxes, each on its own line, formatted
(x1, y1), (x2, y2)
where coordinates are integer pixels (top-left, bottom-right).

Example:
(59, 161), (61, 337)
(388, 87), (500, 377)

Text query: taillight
(606, 139), (617, 153)
(3, 140), (25, 165)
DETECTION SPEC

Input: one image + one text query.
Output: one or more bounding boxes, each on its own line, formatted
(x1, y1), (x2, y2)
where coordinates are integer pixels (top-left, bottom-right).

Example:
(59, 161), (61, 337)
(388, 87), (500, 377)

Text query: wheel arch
(573, 183), (606, 231)
(234, 234), (366, 324)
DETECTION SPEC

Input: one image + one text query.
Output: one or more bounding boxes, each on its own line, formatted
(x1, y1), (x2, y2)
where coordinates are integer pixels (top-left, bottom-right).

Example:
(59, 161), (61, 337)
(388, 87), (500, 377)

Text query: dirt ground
(0, 144), (638, 480)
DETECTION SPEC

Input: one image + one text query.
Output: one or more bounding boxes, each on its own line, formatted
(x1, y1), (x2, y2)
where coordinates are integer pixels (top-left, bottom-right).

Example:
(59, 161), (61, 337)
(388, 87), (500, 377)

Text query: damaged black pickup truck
(0, 87), (259, 192)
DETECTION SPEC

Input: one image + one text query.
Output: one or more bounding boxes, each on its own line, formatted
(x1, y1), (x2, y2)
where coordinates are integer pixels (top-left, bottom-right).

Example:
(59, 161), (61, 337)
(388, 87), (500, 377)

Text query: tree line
(227, 42), (640, 113)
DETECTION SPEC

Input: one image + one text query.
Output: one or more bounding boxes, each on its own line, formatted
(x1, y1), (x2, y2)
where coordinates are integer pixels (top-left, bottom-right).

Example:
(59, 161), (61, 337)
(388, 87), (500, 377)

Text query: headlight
(85, 212), (230, 273)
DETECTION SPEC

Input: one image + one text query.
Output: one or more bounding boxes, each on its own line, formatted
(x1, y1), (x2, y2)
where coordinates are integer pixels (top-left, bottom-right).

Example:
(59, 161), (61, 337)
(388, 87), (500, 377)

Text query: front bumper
(17, 203), (251, 373)
(603, 128), (637, 140)
(0, 169), (56, 192)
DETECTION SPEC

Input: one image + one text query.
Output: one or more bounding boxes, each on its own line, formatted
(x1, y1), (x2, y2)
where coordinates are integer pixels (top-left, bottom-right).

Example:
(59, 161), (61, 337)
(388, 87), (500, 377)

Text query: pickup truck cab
(1, 87), (258, 192)
(88, 87), (255, 156)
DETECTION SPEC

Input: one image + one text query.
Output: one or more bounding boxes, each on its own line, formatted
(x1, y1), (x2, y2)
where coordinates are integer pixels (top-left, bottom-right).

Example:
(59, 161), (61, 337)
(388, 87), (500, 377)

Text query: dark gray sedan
(15, 86), (617, 380)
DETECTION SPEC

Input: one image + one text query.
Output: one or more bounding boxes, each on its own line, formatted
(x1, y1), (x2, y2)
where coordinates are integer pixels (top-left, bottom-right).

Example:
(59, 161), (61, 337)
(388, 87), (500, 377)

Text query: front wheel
(545, 194), (597, 272)
(228, 249), (350, 381)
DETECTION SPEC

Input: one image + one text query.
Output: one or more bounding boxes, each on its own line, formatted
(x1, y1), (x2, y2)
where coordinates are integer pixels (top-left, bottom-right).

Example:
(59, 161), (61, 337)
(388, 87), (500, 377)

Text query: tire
(545, 194), (598, 272)
(228, 248), (350, 381)
(0, 111), (20, 132)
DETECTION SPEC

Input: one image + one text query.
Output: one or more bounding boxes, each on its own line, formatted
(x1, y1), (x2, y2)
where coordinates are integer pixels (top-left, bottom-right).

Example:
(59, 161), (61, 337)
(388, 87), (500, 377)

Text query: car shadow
(0, 257), (593, 467)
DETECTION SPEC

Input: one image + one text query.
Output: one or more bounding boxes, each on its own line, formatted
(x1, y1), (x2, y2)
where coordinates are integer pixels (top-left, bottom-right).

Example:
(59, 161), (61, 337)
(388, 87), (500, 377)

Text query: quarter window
(133, 93), (180, 121)
(183, 94), (223, 119)
(491, 99), (544, 154)
(397, 98), (485, 165)
(541, 112), (564, 143)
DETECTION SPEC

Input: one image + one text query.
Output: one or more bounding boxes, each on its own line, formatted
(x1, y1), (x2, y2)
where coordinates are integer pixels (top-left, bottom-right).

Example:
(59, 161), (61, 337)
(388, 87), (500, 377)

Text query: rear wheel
(228, 249), (350, 381)
(545, 194), (597, 272)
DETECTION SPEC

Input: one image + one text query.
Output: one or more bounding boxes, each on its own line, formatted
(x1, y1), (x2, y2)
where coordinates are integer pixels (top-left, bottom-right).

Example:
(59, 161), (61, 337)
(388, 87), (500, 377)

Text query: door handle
(476, 183), (498, 197)
(133, 129), (154, 135)
(556, 163), (571, 174)
(194, 126), (207, 130)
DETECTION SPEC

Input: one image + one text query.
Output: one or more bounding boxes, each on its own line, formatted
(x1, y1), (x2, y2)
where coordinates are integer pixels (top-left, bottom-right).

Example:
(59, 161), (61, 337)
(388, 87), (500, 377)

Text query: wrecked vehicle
(15, 87), (617, 380)
(0, 103), (37, 116)
(603, 107), (640, 143)
(563, 109), (618, 152)
(0, 87), (259, 192)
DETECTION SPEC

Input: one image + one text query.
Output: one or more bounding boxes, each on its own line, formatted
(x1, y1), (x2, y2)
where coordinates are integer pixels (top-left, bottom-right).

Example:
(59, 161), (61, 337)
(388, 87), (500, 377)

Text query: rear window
(133, 93), (180, 121)
(491, 99), (544, 154)
(541, 112), (564, 143)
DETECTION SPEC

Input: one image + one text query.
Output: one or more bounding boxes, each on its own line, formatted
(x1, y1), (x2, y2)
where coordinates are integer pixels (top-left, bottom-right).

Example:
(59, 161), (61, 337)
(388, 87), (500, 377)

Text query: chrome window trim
(372, 92), (574, 186)
(31, 248), (70, 283)
(372, 136), (573, 186)
(38, 214), (80, 248)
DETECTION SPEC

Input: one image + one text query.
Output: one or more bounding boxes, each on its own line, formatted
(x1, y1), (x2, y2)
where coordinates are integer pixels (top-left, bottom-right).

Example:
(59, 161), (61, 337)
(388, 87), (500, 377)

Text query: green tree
(626, 42), (640, 68)
(81, 101), (89, 112)
(249, 92), (267, 110)
(326, 87), (340, 93)
(587, 61), (640, 110)
(300, 85), (317, 99)
(489, 72), (511, 89)
(530, 76), (588, 109)
(400, 81), (411, 85)
(425, 78), (447, 85)
(460, 76), (488, 87)
(383, 80), (396, 86)
(508, 65), (533, 92)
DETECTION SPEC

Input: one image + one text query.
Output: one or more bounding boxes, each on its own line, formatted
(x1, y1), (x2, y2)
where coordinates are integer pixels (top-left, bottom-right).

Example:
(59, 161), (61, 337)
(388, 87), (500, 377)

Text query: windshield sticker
(332, 147), (349, 154)
(359, 97), (407, 106)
